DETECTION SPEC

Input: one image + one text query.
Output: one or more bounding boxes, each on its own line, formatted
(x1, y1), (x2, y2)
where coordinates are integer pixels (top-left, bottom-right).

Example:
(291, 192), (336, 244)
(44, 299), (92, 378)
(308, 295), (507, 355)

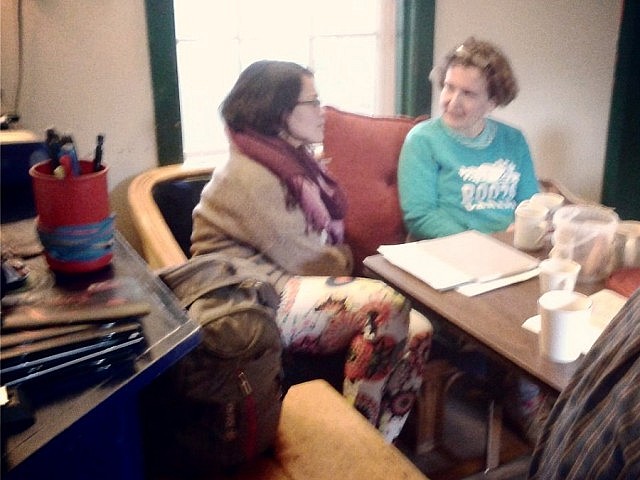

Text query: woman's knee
(409, 309), (433, 338)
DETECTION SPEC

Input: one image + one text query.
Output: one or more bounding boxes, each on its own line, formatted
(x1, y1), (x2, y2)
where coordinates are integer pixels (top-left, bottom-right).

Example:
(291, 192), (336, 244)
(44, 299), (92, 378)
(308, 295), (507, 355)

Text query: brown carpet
(398, 380), (532, 480)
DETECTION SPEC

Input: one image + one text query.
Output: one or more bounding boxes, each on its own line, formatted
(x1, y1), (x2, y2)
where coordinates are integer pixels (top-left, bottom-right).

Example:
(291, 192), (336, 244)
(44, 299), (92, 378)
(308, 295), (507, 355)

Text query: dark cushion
(152, 177), (209, 257)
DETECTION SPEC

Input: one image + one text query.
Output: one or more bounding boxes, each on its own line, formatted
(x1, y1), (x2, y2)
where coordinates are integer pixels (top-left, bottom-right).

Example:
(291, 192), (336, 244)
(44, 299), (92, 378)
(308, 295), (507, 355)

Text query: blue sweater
(398, 117), (539, 239)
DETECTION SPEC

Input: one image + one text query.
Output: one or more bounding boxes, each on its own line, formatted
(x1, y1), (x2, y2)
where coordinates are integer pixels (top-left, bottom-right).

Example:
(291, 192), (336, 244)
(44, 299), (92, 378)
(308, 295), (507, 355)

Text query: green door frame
(145, 0), (183, 166)
(395, 0), (436, 117)
(601, 0), (639, 220)
(144, 1), (436, 164)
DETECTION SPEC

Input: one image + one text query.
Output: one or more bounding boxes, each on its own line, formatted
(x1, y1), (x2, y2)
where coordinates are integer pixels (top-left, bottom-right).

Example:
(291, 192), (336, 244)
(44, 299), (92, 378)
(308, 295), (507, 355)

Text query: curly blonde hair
(431, 37), (519, 107)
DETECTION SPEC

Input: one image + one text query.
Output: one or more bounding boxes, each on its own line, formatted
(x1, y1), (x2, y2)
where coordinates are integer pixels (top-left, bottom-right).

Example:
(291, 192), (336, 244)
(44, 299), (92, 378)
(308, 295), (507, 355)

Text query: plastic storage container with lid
(551, 204), (619, 283)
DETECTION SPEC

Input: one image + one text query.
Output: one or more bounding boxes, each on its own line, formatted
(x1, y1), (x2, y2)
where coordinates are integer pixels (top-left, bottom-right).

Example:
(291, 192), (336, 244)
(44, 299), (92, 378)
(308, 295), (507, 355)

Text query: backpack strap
(159, 253), (273, 310)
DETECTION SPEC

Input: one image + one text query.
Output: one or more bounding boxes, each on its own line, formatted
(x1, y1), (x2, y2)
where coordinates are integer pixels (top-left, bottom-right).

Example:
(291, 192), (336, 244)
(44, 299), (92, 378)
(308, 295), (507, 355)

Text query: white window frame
(173, 1), (396, 167)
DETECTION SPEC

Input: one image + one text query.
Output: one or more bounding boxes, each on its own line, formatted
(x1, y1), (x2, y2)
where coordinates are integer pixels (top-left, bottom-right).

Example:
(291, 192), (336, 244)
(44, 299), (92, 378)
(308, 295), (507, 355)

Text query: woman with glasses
(190, 60), (432, 443)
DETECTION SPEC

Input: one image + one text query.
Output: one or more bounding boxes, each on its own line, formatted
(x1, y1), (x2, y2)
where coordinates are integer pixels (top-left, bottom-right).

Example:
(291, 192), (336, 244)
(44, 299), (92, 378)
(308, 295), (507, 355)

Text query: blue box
(1, 129), (47, 222)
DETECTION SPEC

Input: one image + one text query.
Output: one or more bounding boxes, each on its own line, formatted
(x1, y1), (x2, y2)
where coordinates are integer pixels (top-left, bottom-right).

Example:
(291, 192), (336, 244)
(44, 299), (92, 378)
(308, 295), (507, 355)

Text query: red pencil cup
(29, 159), (114, 273)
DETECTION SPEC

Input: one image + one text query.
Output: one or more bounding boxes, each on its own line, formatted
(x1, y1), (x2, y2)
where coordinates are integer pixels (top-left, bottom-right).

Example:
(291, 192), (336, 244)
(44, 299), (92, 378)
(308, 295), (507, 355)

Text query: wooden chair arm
(538, 177), (592, 205)
(128, 164), (213, 270)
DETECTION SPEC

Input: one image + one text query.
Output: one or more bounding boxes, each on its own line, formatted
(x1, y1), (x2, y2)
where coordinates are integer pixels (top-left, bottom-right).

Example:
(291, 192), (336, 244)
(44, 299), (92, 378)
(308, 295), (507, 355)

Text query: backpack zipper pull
(238, 371), (253, 396)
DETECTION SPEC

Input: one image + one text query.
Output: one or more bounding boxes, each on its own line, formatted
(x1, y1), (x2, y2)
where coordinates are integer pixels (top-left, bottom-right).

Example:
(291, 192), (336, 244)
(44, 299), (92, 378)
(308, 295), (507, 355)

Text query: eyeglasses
(453, 44), (491, 70)
(296, 99), (322, 108)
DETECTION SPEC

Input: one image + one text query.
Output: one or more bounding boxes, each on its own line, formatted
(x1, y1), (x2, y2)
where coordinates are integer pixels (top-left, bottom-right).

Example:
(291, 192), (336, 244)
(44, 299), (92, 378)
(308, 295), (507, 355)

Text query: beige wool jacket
(190, 145), (354, 294)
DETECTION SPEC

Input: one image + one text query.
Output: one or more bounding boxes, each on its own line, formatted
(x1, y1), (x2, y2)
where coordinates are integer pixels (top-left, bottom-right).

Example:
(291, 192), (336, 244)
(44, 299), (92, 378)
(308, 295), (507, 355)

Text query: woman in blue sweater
(399, 37), (539, 240)
(399, 37), (546, 443)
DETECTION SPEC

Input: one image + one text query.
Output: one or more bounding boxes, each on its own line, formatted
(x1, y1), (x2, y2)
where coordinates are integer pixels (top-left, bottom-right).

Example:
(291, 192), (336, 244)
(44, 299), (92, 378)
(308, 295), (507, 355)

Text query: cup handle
(535, 221), (549, 246)
(624, 237), (638, 267)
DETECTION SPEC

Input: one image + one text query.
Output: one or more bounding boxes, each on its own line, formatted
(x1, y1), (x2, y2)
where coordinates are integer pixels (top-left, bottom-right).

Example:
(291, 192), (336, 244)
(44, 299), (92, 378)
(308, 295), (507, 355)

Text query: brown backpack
(149, 255), (283, 476)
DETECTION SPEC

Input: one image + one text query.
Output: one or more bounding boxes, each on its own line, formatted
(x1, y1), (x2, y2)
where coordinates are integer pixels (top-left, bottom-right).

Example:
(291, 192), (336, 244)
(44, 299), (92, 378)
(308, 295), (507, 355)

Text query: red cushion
(606, 268), (640, 298)
(322, 106), (424, 275)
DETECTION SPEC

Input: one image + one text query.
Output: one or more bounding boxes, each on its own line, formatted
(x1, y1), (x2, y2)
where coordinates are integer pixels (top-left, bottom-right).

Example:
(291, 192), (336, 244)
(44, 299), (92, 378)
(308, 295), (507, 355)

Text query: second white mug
(538, 290), (592, 363)
(514, 200), (549, 251)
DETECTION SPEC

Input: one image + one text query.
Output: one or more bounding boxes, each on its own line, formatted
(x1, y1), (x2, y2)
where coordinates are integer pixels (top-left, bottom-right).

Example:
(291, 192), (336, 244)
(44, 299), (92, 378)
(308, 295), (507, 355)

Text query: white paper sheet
(456, 267), (541, 296)
(378, 230), (540, 291)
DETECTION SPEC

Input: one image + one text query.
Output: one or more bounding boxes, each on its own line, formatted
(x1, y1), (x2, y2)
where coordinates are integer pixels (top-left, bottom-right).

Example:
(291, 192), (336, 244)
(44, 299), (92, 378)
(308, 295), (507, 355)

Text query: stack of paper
(1, 277), (150, 387)
(378, 230), (540, 291)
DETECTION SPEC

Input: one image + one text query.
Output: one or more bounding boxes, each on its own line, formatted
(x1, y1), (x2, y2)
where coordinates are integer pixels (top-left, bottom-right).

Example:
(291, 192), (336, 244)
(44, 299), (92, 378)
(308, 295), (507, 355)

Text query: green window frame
(144, 1), (433, 164)
(145, 0), (183, 166)
(602, 0), (640, 220)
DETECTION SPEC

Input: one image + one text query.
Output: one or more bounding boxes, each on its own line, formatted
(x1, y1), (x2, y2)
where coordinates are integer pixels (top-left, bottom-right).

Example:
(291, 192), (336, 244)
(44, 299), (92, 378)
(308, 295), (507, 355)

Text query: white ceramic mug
(538, 290), (592, 363)
(514, 200), (549, 251)
(539, 257), (582, 293)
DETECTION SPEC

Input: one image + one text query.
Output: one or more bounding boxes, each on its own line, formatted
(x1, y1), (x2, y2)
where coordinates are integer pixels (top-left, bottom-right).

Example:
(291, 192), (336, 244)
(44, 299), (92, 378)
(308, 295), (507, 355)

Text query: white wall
(433, 0), (623, 202)
(0, 0), (623, 247)
(1, 0), (157, 250)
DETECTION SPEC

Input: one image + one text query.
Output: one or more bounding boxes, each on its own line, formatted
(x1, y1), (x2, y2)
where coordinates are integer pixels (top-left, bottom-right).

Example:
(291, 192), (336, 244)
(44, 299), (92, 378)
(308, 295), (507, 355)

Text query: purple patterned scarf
(230, 129), (347, 244)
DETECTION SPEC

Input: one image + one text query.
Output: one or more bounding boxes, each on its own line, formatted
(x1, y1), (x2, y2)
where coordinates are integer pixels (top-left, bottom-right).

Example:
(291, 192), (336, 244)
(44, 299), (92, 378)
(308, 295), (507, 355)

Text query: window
(173, 0), (395, 165)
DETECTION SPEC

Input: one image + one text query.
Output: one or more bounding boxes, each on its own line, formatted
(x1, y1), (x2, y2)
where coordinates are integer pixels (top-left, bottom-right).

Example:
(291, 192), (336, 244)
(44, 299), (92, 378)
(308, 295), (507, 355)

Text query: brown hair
(431, 37), (519, 107)
(221, 60), (314, 135)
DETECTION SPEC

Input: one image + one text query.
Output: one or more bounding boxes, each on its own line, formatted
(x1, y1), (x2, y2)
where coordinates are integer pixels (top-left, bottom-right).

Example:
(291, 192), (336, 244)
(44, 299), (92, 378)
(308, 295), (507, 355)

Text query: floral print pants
(278, 276), (433, 443)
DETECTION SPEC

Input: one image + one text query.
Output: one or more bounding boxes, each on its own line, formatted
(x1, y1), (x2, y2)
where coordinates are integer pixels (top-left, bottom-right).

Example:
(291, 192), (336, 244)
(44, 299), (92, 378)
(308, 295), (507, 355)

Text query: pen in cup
(45, 128), (61, 172)
(43, 128), (105, 178)
(59, 134), (80, 176)
(93, 134), (104, 172)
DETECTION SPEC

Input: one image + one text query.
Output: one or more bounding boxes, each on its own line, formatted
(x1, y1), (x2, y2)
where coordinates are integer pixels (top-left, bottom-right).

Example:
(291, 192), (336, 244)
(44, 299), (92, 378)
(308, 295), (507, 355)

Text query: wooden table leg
(412, 359), (463, 455)
(485, 398), (503, 472)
